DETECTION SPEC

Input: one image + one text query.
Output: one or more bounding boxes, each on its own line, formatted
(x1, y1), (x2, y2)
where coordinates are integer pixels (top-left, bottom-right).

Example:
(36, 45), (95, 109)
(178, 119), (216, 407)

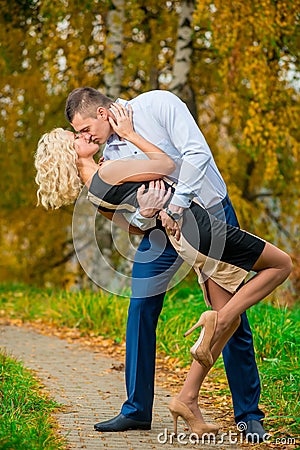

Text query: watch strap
(164, 208), (183, 222)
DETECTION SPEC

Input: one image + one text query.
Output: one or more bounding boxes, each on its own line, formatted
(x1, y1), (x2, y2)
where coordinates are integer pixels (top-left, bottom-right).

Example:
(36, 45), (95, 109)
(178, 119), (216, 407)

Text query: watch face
(165, 208), (182, 221)
(172, 213), (181, 221)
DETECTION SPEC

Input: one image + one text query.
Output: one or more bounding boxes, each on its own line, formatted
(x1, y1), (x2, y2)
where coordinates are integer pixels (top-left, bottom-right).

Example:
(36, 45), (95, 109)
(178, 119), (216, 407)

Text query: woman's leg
(213, 243), (292, 344)
(176, 281), (233, 419)
(175, 243), (292, 421)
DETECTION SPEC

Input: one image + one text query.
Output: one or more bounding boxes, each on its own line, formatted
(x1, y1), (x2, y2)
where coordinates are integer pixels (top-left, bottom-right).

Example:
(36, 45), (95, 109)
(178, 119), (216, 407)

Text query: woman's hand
(159, 210), (181, 241)
(137, 180), (172, 218)
(98, 155), (105, 166)
(108, 103), (135, 140)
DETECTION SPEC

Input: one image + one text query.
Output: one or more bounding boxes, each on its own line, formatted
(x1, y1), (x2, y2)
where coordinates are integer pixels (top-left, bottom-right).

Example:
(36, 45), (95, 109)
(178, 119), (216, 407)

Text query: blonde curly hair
(34, 128), (83, 209)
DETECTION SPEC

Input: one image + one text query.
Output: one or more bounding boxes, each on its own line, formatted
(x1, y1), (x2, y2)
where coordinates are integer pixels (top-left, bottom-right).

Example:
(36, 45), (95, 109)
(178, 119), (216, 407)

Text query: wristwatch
(163, 208), (183, 222)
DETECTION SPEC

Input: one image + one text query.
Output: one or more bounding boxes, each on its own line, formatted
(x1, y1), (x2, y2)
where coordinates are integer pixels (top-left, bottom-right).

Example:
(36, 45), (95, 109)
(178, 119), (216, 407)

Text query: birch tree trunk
(170, 0), (198, 120)
(103, 0), (124, 99)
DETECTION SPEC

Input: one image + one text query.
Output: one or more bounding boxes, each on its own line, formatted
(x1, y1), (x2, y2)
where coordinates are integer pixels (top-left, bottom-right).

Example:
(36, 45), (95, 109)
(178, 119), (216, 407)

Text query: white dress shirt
(103, 90), (227, 230)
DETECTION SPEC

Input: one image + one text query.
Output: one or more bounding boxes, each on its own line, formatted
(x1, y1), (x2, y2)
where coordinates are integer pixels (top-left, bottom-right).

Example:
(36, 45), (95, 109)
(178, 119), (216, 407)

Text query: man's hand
(160, 203), (184, 241)
(137, 180), (171, 218)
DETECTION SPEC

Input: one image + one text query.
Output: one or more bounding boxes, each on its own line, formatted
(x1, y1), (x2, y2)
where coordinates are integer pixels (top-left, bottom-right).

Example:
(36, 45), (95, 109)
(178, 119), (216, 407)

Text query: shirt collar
(115, 98), (128, 107)
(107, 98), (130, 146)
(107, 133), (127, 146)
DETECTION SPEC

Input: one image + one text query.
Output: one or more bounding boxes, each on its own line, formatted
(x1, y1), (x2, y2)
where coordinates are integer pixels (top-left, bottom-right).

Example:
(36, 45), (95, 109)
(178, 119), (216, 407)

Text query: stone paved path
(1, 324), (239, 449)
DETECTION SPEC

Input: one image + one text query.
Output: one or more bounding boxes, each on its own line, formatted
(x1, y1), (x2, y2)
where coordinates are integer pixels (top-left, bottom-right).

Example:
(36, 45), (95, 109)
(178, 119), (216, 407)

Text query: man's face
(71, 109), (113, 144)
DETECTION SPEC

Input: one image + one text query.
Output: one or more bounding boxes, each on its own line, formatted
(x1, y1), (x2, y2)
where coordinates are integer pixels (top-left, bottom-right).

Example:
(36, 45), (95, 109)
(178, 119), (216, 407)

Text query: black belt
(207, 194), (230, 215)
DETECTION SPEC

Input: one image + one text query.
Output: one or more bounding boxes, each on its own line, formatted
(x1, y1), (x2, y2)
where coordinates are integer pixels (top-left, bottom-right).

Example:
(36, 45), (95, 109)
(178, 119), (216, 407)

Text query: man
(65, 87), (266, 441)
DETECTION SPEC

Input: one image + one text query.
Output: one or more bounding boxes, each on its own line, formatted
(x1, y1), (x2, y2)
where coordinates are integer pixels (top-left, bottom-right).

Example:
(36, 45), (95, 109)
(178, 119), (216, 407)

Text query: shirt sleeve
(154, 92), (212, 208)
(123, 209), (157, 230)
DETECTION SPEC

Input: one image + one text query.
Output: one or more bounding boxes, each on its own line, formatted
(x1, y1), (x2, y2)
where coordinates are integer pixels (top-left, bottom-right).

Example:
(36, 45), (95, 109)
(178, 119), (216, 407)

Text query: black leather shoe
(94, 413), (151, 432)
(242, 420), (270, 443)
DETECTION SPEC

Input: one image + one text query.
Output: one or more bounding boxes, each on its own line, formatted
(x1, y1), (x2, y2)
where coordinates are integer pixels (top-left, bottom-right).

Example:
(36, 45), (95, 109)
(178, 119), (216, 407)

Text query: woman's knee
(280, 251), (293, 280)
(257, 243), (292, 275)
(270, 247), (293, 283)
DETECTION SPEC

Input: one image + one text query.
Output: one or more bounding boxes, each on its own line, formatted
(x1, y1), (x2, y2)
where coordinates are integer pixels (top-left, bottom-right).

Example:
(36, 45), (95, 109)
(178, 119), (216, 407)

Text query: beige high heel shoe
(184, 310), (218, 368)
(168, 398), (219, 436)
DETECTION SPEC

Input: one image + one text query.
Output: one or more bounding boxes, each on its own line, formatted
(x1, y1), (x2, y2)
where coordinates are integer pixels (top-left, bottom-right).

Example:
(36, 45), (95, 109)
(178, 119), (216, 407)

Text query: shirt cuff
(170, 193), (194, 209)
(124, 209), (157, 231)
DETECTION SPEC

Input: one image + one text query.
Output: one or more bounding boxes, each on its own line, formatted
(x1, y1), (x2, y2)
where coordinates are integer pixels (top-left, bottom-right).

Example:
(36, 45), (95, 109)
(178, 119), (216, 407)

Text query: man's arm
(98, 180), (182, 239)
(120, 179), (173, 232)
(154, 91), (212, 210)
(98, 209), (145, 235)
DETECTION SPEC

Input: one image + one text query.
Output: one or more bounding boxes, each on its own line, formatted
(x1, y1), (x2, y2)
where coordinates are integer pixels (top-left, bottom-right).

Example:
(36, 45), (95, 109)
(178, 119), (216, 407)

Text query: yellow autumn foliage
(0, 0), (299, 292)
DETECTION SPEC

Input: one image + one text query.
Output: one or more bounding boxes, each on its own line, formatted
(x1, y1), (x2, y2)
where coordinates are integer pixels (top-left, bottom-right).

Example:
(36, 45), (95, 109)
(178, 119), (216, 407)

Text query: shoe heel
(170, 411), (179, 435)
(184, 319), (202, 337)
(184, 311), (210, 337)
(168, 398), (219, 437)
(186, 311), (218, 367)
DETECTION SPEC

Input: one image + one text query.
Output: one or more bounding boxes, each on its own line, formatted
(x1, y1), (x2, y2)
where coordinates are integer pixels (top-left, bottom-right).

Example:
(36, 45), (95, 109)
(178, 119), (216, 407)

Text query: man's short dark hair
(65, 87), (113, 122)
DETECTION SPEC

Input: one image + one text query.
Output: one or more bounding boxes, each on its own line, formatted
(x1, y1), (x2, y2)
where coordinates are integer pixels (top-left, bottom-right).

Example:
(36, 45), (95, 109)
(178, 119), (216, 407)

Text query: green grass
(0, 283), (128, 339)
(0, 282), (299, 436)
(249, 302), (299, 434)
(0, 352), (64, 450)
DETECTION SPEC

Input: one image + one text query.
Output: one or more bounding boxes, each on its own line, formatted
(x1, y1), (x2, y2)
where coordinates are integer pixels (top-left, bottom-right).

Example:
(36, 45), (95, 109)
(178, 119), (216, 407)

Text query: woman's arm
(100, 103), (176, 185)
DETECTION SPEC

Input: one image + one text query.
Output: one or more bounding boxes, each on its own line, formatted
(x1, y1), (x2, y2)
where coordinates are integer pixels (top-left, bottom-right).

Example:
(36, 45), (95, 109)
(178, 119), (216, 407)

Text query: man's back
(104, 89), (227, 208)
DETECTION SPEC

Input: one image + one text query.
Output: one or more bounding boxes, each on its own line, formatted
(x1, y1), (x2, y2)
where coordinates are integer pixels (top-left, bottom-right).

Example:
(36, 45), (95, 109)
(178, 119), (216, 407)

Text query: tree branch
(264, 205), (294, 242)
(49, 239), (94, 269)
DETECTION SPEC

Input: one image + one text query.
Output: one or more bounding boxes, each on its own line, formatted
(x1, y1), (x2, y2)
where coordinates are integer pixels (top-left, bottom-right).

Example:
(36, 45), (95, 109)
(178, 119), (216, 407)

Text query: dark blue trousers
(121, 197), (264, 423)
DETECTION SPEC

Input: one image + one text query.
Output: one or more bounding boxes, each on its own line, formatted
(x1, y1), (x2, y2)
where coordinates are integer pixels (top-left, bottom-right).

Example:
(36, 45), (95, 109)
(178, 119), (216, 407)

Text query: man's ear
(96, 106), (108, 119)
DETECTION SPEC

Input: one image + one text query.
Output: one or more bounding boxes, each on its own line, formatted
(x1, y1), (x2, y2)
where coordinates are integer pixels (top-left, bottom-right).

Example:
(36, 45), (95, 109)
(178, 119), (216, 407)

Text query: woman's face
(65, 131), (99, 158)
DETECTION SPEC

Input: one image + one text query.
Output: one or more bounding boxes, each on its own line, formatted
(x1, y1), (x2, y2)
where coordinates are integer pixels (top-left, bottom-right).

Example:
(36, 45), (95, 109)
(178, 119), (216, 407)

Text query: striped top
(87, 170), (173, 214)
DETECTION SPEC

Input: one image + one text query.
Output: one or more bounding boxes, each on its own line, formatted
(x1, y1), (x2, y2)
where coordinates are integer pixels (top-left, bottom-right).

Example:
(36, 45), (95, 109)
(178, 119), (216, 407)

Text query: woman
(35, 103), (292, 437)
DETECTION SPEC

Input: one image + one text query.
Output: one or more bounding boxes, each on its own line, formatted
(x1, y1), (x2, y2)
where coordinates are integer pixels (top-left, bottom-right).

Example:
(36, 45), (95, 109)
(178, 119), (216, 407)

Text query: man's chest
(104, 124), (180, 162)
